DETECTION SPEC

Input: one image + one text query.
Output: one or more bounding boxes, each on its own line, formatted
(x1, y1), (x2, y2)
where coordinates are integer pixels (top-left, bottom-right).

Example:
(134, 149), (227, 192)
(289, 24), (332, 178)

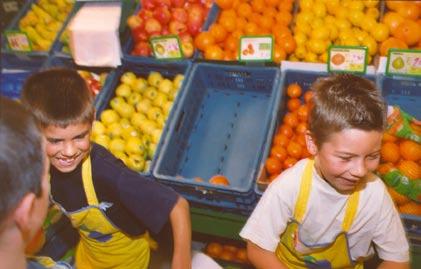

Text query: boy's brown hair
(308, 74), (386, 147)
(21, 68), (95, 128)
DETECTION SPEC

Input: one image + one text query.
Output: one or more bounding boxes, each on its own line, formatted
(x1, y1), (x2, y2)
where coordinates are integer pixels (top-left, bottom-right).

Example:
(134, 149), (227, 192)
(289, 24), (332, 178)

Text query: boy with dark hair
(0, 97), (70, 269)
(241, 74), (410, 268)
(21, 68), (191, 269)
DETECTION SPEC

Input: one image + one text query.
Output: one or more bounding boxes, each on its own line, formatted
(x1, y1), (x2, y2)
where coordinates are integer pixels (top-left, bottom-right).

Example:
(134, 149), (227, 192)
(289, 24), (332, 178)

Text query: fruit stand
(1, 0), (421, 268)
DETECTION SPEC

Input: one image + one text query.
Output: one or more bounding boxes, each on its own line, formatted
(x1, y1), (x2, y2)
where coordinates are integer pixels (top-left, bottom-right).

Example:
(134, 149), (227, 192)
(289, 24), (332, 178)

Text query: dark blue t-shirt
(50, 143), (179, 235)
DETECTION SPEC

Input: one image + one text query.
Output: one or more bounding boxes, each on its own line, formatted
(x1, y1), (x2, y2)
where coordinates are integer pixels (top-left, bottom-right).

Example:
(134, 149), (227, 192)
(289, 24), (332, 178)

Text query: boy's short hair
(309, 74), (386, 147)
(21, 68), (95, 128)
(0, 97), (44, 223)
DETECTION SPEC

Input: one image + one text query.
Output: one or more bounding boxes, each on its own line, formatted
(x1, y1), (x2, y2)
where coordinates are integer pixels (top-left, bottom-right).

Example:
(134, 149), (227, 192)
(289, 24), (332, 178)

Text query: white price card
(386, 49), (421, 77)
(150, 35), (183, 60)
(239, 36), (273, 62)
(328, 46), (367, 74)
(5, 31), (32, 52)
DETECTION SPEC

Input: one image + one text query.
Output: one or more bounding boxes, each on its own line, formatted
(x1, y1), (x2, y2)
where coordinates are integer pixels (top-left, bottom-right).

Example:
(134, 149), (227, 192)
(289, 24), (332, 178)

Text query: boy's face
(310, 128), (382, 193)
(43, 122), (92, 173)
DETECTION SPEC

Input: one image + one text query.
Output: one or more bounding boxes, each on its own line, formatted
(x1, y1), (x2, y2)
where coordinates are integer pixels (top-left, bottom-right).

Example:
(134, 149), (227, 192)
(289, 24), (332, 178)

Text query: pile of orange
(380, 1), (421, 56)
(265, 83), (313, 182)
(196, 0), (295, 62)
(205, 242), (248, 264)
(378, 131), (421, 216)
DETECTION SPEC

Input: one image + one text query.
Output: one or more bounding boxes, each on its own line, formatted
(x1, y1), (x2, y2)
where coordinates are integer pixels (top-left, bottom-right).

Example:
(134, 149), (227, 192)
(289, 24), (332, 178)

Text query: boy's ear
(13, 193), (37, 243)
(305, 131), (318, 155)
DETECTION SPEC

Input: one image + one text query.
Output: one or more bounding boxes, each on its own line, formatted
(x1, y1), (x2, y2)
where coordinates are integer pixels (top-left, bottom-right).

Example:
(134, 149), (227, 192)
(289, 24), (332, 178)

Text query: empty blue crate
(96, 59), (192, 177)
(43, 56), (116, 109)
(255, 70), (376, 197)
(153, 62), (282, 211)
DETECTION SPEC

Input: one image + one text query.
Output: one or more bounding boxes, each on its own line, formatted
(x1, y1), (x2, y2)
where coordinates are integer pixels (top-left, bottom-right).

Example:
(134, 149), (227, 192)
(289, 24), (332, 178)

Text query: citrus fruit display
(377, 124), (421, 216)
(380, 0), (421, 55)
(196, 0), (296, 63)
(291, 0), (388, 64)
(205, 241), (249, 264)
(263, 83), (313, 182)
(92, 71), (185, 173)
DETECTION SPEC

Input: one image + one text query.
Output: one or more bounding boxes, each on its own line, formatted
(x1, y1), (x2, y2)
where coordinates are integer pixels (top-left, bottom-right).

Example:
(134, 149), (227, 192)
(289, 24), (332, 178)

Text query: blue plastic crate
(96, 58), (192, 177)
(1, 0), (78, 65)
(255, 70), (376, 197)
(153, 62), (282, 211)
(122, 3), (218, 62)
(377, 75), (421, 120)
(43, 55), (116, 109)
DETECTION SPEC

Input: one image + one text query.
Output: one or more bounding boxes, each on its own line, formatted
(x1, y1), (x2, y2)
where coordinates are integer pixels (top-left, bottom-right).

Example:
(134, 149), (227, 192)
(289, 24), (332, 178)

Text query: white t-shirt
(240, 159), (409, 262)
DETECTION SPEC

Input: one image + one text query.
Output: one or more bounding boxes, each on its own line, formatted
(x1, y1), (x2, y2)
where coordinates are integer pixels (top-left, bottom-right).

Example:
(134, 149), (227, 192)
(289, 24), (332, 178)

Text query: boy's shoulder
(266, 158), (309, 194)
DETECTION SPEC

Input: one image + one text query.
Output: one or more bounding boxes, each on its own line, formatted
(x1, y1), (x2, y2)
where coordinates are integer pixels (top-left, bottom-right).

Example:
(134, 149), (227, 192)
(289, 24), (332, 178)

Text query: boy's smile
(309, 128), (382, 193)
(43, 122), (92, 173)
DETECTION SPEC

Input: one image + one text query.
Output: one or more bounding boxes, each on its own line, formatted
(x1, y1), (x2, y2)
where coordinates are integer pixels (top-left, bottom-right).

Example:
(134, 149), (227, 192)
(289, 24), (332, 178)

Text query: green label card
(239, 35), (273, 62)
(328, 46), (367, 74)
(5, 31), (32, 52)
(386, 49), (421, 77)
(150, 35), (183, 60)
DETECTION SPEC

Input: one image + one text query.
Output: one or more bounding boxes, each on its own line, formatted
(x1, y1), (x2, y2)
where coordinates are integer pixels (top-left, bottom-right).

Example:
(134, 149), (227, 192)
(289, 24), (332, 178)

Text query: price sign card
(386, 49), (421, 77)
(239, 36), (273, 62)
(5, 31), (32, 52)
(150, 35), (183, 60)
(328, 46), (367, 74)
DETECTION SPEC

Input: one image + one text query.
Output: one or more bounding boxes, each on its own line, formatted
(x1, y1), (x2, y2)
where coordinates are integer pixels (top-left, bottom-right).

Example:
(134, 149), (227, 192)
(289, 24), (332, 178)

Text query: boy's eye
(367, 154), (380, 160)
(338, 156), (352, 161)
(47, 139), (61, 144)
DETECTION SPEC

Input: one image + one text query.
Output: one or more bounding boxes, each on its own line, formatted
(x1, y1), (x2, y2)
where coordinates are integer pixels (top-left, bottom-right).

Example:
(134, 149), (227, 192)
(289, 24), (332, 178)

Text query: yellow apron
(53, 157), (150, 269)
(275, 159), (364, 269)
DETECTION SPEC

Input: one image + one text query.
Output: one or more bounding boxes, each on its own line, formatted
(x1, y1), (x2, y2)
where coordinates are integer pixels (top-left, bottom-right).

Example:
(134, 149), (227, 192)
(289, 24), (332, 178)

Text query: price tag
(150, 35), (183, 60)
(328, 46), (367, 74)
(386, 49), (421, 77)
(239, 36), (273, 62)
(5, 31), (32, 52)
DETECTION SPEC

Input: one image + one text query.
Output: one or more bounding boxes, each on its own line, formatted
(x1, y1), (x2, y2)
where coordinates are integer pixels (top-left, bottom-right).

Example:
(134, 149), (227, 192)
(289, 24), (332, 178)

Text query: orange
(273, 46), (287, 64)
(215, 0), (233, 10)
(304, 90), (314, 104)
(386, 1), (408, 11)
(231, 29), (244, 40)
(394, 20), (421, 46)
(235, 248), (248, 263)
(194, 32), (215, 51)
(398, 160), (420, 179)
(273, 24), (291, 40)
(283, 112), (299, 128)
(283, 157), (298, 169)
(278, 124), (294, 138)
(287, 141), (303, 159)
(277, 34), (296, 54)
(275, 10), (293, 26)
(400, 140), (421, 161)
(382, 132), (398, 143)
(266, 157), (283, 175)
(206, 242), (223, 257)
(209, 24), (227, 43)
(387, 187), (411, 206)
(287, 98), (301, 111)
(377, 162), (395, 175)
(296, 104), (309, 122)
(383, 12), (405, 35)
(379, 37), (408, 56)
(237, 2), (252, 18)
(270, 145), (288, 162)
(244, 22), (259, 35)
(251, 0), (265, 13)
(278, 0), (293, 12)
(294, 133), (307, 147)
(295, 122), (308, 135)
(399, 201), (421, 216)
(258, 16), (274, 30)
(223, 35), (238, 52)
(219, 15), (237, 32)
(263, 7), (277, 19)
(381, 142), (401, 163)
(204, 45), (224, 60)
(209, 174), (230, 185)
(396, 3), (420, 20)
(220, 9), (236, 19)
(286, 83), (302, 98)
(273, 133), (290, 147)
(265, 0), (279, 7)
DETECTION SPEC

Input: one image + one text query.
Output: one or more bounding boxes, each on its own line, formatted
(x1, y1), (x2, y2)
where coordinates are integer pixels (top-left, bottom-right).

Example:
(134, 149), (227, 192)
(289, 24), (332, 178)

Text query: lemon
(304, 52), (318, 63)
(348, 1), (364, 11)
(327, 25), (339, 40)
(364, 0), (379, 8)
(296, 11), (314, 25)
(341, 36), (359, 46)
(324, 15), (336, 25)
(361, 35), (378, 56)
(294, 22), (311, 35)
(311, 27), (330, 40)
(370, 23), (389, 42)
(319, 52), (328, 63)
(335, 18), (351, 31)
(294, 46), (307, 59)
(347, 11), (364, 27)
(307, 39), (327, 54)
(288, 54), (299, 62)
(326, 0), (340, 15)
(335, 6), (348, 19)
(366, 7), (379, 20)
(311, 18), (325, 30)
(300, 0), (314, 11)
(313, 2), (326, 17)
(353, 29), (369, 43)
(360, 16), (377, 32)
(294, 32), (307, 47)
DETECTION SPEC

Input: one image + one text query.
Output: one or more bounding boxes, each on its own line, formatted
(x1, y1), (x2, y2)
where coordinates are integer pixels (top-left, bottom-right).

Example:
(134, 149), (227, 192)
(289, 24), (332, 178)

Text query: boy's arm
(247, 240), (288, 269)
(169, 196), (191, 269)
(377, 261), (409, 269)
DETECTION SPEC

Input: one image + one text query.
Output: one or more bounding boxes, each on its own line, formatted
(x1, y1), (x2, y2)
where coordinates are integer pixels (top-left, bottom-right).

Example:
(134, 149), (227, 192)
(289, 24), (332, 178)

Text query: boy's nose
(62, 141), (77, 157)
(350, 159), (368, 178)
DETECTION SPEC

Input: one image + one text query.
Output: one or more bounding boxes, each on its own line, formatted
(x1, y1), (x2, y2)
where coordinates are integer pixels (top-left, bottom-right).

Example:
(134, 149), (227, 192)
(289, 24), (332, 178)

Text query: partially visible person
(21, 68), (191, 269)
(0, 97), (71, 269)
(240, 74), (409, 269)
